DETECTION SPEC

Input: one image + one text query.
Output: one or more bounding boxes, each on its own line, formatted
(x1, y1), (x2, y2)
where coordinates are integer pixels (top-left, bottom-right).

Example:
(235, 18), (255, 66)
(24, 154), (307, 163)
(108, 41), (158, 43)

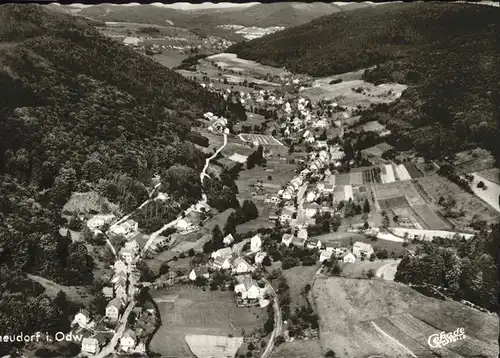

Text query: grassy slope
(313, 277), (497, 358)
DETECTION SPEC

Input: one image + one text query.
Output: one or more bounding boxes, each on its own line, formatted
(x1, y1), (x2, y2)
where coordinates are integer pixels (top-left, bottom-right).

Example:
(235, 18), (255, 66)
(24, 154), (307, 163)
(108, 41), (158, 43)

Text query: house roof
(214, 256), (229, 265)
(216, 247), (233, 258)
(281, 233), (293, 242)
(233, 257), (254, 271)
(77, 308), (90, 317)
(353, 241), (373, 252)
(223, 234), (234, 243)
(107, 298), (122, 310)
(305, 203), (320, 209)
(194, 266), (210, 275)
(82, 337), (98, 346)
(102, 287), (113, 295)
(123, 329), (136, 340)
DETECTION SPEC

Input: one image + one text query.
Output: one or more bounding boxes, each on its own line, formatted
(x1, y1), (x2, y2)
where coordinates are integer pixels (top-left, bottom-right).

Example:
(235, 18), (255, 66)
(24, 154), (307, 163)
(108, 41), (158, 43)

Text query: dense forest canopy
(229, 2), (500, 162)
(0, 5), (242, 354)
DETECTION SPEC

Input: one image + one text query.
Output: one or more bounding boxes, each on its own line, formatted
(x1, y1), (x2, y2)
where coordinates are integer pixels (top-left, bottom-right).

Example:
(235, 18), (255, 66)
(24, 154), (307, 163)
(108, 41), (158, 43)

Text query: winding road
(141, 133), (227, 255)
(260, 278), (283, 358)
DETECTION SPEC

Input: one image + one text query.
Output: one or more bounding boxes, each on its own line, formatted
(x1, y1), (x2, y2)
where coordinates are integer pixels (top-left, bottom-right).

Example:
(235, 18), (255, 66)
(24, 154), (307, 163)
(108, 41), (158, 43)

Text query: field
(374, 181), (451, 230)
(313, 277), (497, 358)
(471, 173), (500, 212)
(476, 168), (500, 185)
(282, 265), (319, 310)
(239, 133), (284, 146)
(403, 161), (424, 178)
(331, 166), (380, 186)
(300, 78), (407, 108)
(415, 175), (500, 231)
(236, 164), (296, 200)
(27, 274), (93, 305)
(361, 142), (394, 158)
(205, 53), (290, 78)
(151, 50), (188, 68)
(339, 259), (400, 280)
(150, 286), (266, 357)
(272, 339), (323, 358)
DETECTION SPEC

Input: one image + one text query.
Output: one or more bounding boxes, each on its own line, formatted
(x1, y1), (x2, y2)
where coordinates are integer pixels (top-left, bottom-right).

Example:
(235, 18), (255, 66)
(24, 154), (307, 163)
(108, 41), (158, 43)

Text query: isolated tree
(212, 225), (224, 250)
(363, 199), (370, 213)
(241, 200), (258, 221)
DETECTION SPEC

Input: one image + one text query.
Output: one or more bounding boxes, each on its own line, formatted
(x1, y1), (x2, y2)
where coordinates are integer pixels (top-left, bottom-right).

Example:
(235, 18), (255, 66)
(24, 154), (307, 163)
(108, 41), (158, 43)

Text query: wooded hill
(0, 5), (240, 354)
(229, 2), (500, 162)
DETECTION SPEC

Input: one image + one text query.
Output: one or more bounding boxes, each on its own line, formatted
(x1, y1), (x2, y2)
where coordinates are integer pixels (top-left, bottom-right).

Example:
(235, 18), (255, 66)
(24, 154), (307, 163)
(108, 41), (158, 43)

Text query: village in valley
(51, 43), (500, 358)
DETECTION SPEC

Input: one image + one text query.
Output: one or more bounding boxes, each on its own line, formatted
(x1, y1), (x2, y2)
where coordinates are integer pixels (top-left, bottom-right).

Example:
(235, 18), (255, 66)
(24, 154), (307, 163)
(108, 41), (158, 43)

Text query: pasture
(149, 287), (266, 358)
(151, 50), (188, 68)
(415, 175), (499, 231)
(272, 339), (323, 358)
(206, 53), (290, 78)
(470, 173), (500, 212)
(313, 277), (497, 358)
(373, 181), (451, 230)
(300, 78), (407, 108)
(282, 265), (320, 310)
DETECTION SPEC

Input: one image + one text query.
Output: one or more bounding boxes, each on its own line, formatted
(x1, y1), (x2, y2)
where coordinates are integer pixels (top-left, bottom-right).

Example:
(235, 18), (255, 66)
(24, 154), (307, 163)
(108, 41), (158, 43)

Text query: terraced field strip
(404, 162), (423, 178)
(370, 320), (418, 357)
(381, 164), (396, 183)
(395, 164), (412, 181)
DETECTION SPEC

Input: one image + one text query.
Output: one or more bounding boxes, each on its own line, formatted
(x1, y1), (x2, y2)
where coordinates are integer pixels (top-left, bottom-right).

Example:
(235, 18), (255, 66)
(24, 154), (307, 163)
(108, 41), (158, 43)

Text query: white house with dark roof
(102, 286), (114, 299)
(114, 259), (128, 275)
(319, 249), (333, 263)
(352, 241), (374, 258)
(120, 329), (137, 352)
(106, 298), (122, 322)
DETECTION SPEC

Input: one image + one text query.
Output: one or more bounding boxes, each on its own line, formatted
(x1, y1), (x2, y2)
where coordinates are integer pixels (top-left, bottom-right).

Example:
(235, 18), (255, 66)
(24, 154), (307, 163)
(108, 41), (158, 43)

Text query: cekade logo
(427, 327), (466, 349)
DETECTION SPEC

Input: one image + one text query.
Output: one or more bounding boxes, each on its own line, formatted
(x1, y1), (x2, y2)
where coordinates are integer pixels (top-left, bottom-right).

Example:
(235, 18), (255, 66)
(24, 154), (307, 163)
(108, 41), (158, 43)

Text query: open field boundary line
(370, 321), (417, 358)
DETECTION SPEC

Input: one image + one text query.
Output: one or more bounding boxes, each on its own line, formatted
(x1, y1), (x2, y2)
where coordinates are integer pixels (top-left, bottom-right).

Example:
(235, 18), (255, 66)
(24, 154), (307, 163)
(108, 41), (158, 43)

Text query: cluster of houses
(204, 112), (230, 134)
(189, 234), (270, 306)
(75, 216), (158, 356)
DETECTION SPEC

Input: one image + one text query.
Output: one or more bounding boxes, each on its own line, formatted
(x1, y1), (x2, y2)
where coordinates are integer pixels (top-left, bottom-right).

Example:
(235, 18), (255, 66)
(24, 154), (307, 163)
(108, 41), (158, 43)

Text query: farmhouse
(213, 256), (232, 270)
(281, 233), (294, 247)
(342, 252), (356, 263)
(111, 219), (138, 237)
(120, 329), (137, 352)
(305, 203), (320, 218)
(211, 247), (233, 260)
(119, 247), (134, 264)
(352, 241), (374, 258)
(72, 309), (91, 328)
(234, 277), (261, 300)
(232, 257), (255, 274)
(102, 286), (114, 299)
(114, 259), (128, 275)
(250, 235), (262, 252)
(319, 250), (333, 263)
(81, 337), (99, 355)
(106, 298), (122, 322)
(280, 208), (295, 224)
(255, 252), (267, 265)
(223, 234), (235, 246)
(307, 239), (322, 250)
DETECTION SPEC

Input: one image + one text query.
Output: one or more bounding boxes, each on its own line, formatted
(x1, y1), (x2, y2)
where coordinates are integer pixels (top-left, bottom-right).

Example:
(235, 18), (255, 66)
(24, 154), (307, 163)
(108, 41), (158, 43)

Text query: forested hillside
(0, 5), (240, 354)
(229, 2), (500, 162)
(395, 224), (499, 312)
